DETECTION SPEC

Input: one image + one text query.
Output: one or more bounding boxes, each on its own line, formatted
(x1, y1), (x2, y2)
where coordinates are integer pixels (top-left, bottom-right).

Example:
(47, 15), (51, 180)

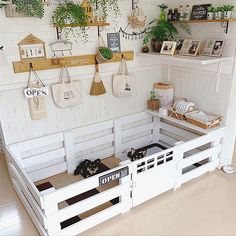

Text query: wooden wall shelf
(172, 18), (236, 34)
(12, 51), (134, 73)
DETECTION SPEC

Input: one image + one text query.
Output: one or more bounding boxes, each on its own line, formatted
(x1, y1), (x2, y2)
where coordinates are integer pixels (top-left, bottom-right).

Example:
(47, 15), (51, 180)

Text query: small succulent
(207, 7), (216, 13)
(215, 7), (224, 12)
(223, 5), (234, 12)
(150, 91), (156, 100)
(99, 47), (113, 60)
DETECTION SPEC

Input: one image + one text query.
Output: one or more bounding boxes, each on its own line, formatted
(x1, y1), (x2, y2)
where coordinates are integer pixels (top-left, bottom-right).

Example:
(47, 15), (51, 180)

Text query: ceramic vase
(207, 12), (215, 20)
(224, 11), (232, 19)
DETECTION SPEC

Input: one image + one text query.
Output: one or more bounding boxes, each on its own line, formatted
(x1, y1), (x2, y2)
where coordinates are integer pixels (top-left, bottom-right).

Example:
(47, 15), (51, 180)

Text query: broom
(90, 62), (106, 96)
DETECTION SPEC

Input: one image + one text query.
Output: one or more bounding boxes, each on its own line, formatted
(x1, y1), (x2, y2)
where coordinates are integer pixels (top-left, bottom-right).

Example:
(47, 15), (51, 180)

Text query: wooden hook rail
(12, 51), (134, 73)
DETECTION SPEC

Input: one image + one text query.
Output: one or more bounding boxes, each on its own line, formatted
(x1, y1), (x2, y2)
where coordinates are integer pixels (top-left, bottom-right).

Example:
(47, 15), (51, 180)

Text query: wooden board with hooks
(12, 51), (134, 73)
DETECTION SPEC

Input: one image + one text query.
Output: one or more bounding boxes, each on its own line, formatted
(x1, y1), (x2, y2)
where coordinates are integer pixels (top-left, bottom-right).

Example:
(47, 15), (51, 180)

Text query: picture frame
(202, 40), (225, 57)
(179, 39), (201, 57)
(175, 39), (184, 54)
(160, 41), (177, 56)
(107, 33), (121, 53)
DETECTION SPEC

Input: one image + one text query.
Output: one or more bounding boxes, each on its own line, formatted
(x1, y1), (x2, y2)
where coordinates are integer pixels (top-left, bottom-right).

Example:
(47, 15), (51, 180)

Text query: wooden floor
(0, 148), (236, 236)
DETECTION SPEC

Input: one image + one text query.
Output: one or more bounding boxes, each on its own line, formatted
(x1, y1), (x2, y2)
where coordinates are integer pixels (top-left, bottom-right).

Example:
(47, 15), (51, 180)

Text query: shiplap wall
(0, 0), (235, 165)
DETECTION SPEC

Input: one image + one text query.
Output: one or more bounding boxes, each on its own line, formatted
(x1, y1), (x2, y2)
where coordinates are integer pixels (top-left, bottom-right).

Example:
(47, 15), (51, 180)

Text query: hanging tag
(24, 87), (49, 99)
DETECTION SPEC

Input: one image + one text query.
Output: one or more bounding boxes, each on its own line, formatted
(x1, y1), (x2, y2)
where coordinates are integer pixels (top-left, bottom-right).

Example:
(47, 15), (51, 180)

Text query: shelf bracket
(220, 21), (229, 34)
(215, 62), (223, 93)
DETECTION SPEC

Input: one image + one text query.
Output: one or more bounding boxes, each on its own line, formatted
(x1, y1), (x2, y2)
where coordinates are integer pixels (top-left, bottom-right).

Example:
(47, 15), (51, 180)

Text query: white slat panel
(29, 162), (67, 182)
(159, 134), (178, 146)
(180, 145), (222, 169)
(119, 112), (151, 125)
(22, 148), (65, 171)
(18, 133), (64, 152)
(122, 123), (154, 139)
(160, 122), (199, 140)
(72, 120), (113, 138)
(75, 147), (114, 162)
(122, 134), (153, 151)
(74, 134), (114, 152)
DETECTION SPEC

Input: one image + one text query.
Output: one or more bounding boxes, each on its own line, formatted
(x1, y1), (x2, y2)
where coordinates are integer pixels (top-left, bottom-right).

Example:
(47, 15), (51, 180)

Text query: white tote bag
(51, 66), (83, 108)
(113, 58), (134, 98)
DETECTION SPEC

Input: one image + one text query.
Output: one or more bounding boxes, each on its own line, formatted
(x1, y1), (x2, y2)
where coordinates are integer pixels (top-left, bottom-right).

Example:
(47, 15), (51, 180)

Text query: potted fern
(96, 46), (113, 63)
(215, 7), (224, 20)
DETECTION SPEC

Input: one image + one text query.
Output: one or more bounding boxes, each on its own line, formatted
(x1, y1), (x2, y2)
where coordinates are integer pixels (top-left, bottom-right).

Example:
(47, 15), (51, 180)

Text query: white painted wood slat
(122, 123), (154, 139)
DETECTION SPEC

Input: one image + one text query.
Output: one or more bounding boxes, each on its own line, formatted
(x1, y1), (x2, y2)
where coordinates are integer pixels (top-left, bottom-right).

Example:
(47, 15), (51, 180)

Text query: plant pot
(224, 11), (232, 19)
(147, 99), (160, 111)
(215, 12), (223, 20)
(151, 39), (162, 53)
(207, 12), (215, 20)
(96, 47), (113, 63)
(142, 46), (149, 53)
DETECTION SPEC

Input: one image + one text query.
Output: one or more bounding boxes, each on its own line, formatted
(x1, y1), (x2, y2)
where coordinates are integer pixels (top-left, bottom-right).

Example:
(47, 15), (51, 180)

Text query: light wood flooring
(0, 146), (236, 236)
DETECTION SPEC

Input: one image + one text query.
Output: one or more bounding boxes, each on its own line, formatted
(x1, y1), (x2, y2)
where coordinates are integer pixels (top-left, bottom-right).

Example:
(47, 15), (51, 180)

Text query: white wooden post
(114, 119), (122, 157)
(64, 131), (76, 174)
(152, 116), (160, 143)
(210, 137), (221, 170)
(174, 142), (184, 190)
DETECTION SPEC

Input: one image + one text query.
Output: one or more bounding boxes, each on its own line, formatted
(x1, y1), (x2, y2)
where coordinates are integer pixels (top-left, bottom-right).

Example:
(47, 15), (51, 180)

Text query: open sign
(24, 87), (49, 99)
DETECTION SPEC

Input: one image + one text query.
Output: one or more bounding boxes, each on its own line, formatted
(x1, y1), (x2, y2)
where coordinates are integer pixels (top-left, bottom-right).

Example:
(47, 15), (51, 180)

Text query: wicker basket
(168, 98), (195, 120)
(185, 111), (223, 129)
(147, 99), (160, 111)
(128, 7), (147, 29)
(96, 36), (113, 64)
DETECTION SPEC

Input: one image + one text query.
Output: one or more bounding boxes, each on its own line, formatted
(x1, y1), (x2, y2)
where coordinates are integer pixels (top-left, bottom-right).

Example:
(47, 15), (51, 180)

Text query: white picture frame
(179, 39), (201, 57)
(202, 39), (225, 57)
(160, 41), (177, 56)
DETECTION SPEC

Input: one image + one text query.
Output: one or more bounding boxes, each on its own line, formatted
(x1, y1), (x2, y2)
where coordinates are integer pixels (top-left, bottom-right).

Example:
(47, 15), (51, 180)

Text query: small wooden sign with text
(190, 4), (212, 20)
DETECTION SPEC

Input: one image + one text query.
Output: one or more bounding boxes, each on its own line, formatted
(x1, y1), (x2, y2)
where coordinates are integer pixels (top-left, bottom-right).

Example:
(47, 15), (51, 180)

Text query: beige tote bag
(51, 66), (83, 108)
(25, 68), (48, 121)
(112, 58), (134, 98)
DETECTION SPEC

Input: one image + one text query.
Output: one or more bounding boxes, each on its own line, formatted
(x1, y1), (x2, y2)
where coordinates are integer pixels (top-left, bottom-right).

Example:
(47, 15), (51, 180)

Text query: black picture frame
(107, 33), (121, 53)
(190, 4), (212, 20)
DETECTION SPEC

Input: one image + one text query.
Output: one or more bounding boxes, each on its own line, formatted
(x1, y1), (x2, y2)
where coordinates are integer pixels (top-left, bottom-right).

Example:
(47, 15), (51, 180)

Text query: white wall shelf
(137, 53), (233, 65)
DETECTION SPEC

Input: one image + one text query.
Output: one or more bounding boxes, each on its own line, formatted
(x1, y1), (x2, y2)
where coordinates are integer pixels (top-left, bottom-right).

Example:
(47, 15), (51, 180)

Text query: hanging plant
(89, 0), (121, 20)
(52, 1), (88, 42)
(14, 0), (45, 18)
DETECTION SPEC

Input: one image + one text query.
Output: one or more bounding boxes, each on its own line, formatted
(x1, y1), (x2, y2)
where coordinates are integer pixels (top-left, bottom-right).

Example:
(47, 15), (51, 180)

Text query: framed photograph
(107, 33), (121, 53)
(202, 40), (225, 57)
(175, 39), (184, 54)
(179, 39), (201, 57)
(160, 41), (177, 55)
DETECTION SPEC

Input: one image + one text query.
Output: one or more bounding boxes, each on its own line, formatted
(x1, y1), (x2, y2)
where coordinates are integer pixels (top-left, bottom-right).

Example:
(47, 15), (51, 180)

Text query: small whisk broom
(90, 62), (106, 96)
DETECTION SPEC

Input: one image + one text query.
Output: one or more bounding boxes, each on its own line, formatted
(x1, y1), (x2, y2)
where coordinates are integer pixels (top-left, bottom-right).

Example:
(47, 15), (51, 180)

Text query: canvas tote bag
(113, 58), (134, 98)
(51, 66), (83, 108)
(25, 68), (48, 120)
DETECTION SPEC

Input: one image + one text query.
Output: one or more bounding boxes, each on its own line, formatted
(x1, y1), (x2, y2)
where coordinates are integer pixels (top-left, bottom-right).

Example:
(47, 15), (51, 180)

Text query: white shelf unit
(137, 53), (233, 92)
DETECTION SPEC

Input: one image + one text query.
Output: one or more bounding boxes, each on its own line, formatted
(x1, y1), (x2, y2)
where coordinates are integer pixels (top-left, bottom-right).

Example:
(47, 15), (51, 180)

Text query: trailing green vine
(14, 0), (45, 18)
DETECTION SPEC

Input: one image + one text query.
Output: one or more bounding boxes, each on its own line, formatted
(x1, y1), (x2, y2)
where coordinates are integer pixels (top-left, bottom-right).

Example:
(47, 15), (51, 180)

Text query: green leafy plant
(207, 7), (216, 13)
(52, 1), (88, 42)
(89, 0), (121, 20)
(150, 91), (156, 100)
(99, 47), (113, 60)
(215, 7), (224, 12)
(223, 5), (234, 11)
(144, 19), (191, 44)
(158, 4), (168, 10)
(14, 0), (44, 18)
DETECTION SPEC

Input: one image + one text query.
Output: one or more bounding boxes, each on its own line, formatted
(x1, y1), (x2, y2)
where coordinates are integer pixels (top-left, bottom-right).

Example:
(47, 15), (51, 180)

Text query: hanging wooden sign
(18, 34), (46, 61)
(24, 87), (49, 99)
(81, 0), (94, 23)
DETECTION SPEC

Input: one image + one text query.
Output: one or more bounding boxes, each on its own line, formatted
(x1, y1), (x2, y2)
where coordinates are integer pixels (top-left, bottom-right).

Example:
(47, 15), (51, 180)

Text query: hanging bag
(24, 67), (48, 120)
(51, 66), (83, 108)
(96, 35), (113, 64)
(113, 58), (134, 98)
(128, 6), (147, 29)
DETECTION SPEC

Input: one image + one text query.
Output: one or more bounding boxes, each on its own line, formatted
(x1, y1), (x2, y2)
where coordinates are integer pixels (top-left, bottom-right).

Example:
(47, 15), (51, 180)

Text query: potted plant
(144, 19), (191, 53)
(223, 5), (234, 19)
(147, 91), (160, 111)
(142, 37), (149, 53)
(158, 3), (168, 20)
(215, 7), (224, 20)
(96, 47), (113, 63)
(207, 7), (215, 20)
(52, 1), (88, 42)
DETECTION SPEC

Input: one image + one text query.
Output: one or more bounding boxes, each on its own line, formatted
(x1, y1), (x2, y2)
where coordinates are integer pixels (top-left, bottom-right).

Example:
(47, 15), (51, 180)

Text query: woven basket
(128, 7), (147, 28)
(96, 36), (113, 64)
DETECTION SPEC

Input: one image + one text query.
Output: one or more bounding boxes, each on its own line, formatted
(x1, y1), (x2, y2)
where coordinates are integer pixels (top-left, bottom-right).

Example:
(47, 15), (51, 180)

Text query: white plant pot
(215, 12), (223, 20)
(207, 12), (215, 20)
(224, 11), (232, 19)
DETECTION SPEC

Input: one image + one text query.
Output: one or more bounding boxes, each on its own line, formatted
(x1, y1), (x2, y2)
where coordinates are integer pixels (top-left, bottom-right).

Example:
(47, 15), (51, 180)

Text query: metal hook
(29, 62), (33, 69)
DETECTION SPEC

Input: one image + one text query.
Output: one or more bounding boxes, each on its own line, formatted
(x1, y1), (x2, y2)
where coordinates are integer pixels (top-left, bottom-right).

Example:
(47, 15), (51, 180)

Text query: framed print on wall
(179, 39), (201, 57)
(202, 40), (225, 57)
(107, 33), (121, 53)
(160, 41), (177, 55)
